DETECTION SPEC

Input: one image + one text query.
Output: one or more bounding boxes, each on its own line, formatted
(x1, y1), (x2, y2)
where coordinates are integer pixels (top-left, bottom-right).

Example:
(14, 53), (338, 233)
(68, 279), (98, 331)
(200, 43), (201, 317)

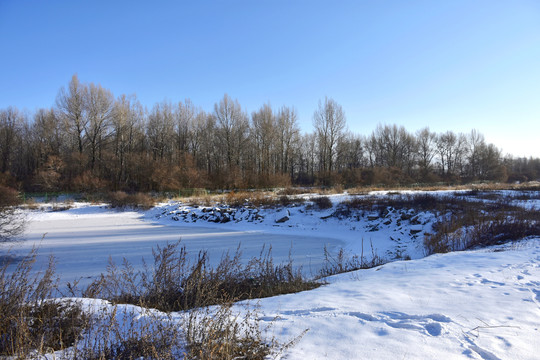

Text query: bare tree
(32, 108), (64, 163)
(467, 129), (485, 179)
(147, 101), (175, 160)
(56, 74), (88, 156)
(85, 83), (114, 170)
(112, 94), (145, 188)
(436, 131), (457, 177)
(367, 124), (417, 182)
(0, 107), (24, 174)
(336, 132), (365, 171)
(214, 94), (249, 175)
(416, 127), (436, 180)
(176, 99), (197, 153)
(276, 106), (300, 178)
(251, 103), (277, 176)
(313, 97), (346, 182)
(297, 132), (318, 184)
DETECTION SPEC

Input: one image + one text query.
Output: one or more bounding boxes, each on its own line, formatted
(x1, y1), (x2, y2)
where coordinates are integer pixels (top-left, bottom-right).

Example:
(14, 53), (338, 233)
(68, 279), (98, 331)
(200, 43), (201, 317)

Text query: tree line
(1, 74), (539, 193)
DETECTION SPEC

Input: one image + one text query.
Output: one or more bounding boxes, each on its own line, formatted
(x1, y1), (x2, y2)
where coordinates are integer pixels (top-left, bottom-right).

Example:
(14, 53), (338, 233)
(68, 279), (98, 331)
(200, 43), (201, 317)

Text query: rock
(400, 213), (412, 221)
(320, 211), (335, 220)
(275, 215), (289, 223)
(410, 225), (423, 234)
(410, 215), (421, 225)
(274, 209), (290, 223)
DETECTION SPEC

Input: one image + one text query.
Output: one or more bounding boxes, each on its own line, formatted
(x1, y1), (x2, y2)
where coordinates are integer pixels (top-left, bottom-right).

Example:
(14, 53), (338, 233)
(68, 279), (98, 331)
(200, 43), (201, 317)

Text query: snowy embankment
(146, 193), (439, 261)
(254, 239), (540, 359)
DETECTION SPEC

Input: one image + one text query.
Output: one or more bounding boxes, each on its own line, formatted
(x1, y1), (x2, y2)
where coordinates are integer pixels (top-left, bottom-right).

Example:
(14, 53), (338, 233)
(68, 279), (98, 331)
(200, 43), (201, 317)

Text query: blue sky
(1, 0), (539, 157)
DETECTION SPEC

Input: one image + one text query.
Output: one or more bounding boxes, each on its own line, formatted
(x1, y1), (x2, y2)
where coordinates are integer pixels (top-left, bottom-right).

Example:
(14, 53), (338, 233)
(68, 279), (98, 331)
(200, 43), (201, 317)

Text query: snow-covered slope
(253, 239), (540, 359)
(147, 194), (438, 261)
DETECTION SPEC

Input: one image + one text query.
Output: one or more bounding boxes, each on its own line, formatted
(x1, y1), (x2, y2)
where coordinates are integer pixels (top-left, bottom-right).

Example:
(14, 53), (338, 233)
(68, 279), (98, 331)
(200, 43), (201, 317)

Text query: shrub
(424, 200), (540, 254)
(311, 196), (333, 210)
(277, 187), (312, 196)
(184, 303), (273, 360)
(74, 304), (182, 360)
(319, 241), (384, 278)
(108, 191), (156, 210)
(0, 249), (87, 357)
(85, 241), (320, 312)
(2, 245), (299, 359)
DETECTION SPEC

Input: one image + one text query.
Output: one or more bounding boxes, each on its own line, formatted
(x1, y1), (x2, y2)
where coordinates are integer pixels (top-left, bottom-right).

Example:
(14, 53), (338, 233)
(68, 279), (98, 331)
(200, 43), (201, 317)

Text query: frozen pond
(5, 205), (344, 289)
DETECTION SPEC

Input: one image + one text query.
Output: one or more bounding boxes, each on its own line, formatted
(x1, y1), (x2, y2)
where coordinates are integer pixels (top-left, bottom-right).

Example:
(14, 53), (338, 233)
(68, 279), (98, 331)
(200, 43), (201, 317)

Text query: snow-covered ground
(254, 239), (540, 359)
(3, 190), (540, 359)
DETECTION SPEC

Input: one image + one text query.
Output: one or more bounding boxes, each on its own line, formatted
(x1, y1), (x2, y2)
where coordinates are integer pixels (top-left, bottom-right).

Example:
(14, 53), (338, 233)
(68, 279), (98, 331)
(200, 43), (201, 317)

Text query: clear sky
(1, 0), (539, 158)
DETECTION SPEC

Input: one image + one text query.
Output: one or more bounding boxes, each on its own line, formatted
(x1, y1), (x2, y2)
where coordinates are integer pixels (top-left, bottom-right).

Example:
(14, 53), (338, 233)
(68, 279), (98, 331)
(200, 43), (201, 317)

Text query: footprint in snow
(281, 307), (336, 316)
(347, 311), (450, 337)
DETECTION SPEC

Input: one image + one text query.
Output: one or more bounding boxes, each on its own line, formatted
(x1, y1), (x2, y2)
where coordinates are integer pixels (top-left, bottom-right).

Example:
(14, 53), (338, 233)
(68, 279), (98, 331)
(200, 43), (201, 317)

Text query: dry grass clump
(2, 245), (303, 359)
(221, 191), (305, 209)
(346, 181), (540, 193)
(310, 196), (333, 210)
(424, 201), (540, 254)
(73, 304), (182, 360)
(107, 191), (156, 209)
(184, 190), (308, 209)
(184, 303), (273, 360)
(339, 193), (458, 215)
(23, 197), (41, 210)
(84, 242), (319, 312)
(318, 241), (384, 278)
(277, 187), (313, 196)
(0, 248), (88, 358)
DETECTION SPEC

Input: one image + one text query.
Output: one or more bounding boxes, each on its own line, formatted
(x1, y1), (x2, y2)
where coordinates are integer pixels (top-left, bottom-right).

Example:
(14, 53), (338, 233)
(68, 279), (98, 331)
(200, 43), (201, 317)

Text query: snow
(11, 202), (347, 288)
(3, 190), (540, 359)
(253, 240), (540, 359)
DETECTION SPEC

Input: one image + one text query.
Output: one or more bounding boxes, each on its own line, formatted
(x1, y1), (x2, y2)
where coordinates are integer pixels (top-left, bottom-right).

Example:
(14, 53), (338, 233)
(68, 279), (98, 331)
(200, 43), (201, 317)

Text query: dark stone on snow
(275, 215), (289, 223)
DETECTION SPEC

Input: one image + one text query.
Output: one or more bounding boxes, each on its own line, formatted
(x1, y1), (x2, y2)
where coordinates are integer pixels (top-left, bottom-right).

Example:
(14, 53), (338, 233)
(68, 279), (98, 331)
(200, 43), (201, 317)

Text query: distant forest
(1, 74), (539, 193)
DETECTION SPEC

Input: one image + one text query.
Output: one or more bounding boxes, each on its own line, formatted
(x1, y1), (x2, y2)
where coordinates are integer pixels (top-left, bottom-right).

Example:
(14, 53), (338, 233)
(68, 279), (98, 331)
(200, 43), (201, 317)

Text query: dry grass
(424, 198), (540, 254)
(0, 248), (88, 357)
(83, 241), (319, 312)
(318, 241), (384, 278)
(347, 181), (540, 193)
(309, 196), (333, 210)
(276, 187), (314, 196)
(184, 303), (272, 360)
(182, 191), (306, 209)
(107, 191), (156, 210)
(2, 243), (309, 359)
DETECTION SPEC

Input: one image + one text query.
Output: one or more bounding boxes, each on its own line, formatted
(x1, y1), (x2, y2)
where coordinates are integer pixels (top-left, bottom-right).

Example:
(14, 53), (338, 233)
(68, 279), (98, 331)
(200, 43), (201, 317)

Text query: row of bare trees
(0, 75), (538, 192)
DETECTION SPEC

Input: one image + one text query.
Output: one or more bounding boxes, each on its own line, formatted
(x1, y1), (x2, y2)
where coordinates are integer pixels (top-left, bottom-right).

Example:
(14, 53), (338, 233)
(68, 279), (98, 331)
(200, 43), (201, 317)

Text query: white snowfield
(6, 191), (540, 359)
(255, 241), (540, 359)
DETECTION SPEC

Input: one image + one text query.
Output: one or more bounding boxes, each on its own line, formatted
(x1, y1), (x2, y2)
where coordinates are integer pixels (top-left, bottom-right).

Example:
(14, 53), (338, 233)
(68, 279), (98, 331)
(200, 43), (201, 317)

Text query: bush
(0, 249), (87, 357)
(2, 245), (299, 359)
(108, 191), (156, 209)
(311, 196), (333, 210)
(319, 241), (384, 278)
(424, 200), (540, 254)
(184, 303), (274, 360)
(84, 241), (319, 312)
